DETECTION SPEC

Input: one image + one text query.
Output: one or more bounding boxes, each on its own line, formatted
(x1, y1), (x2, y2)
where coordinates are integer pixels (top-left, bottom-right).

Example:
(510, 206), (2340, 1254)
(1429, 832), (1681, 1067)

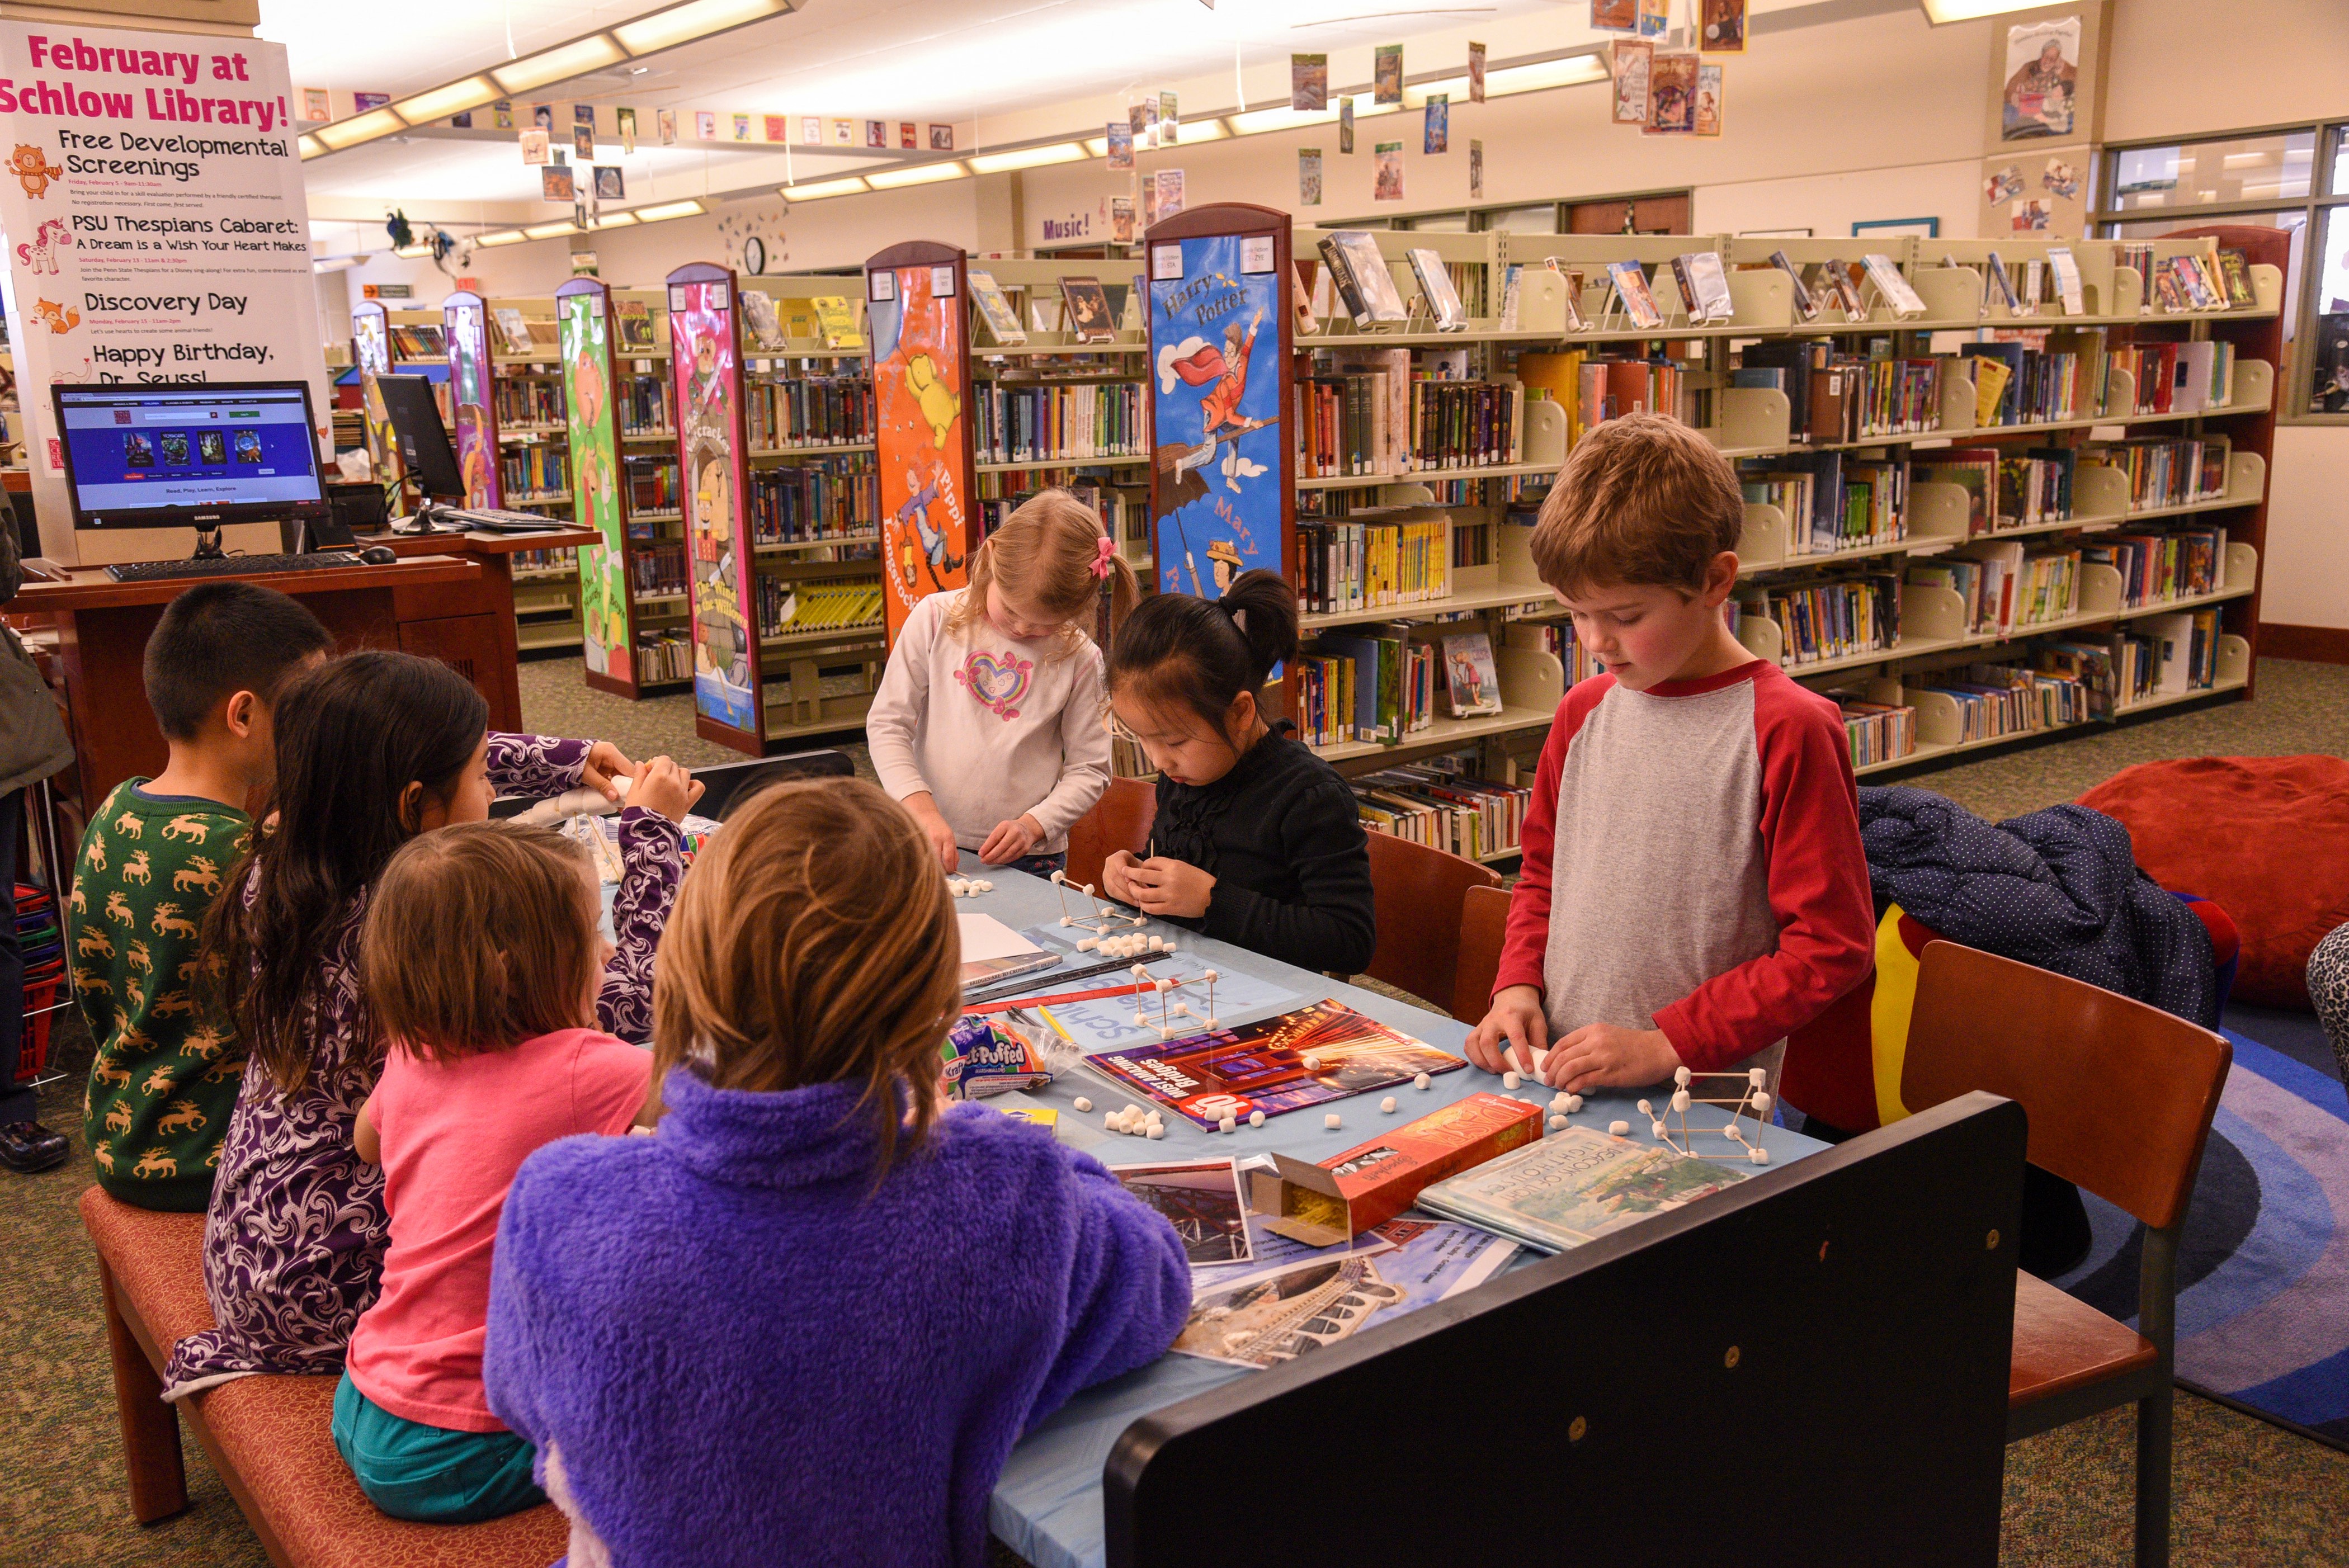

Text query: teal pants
(332, 1371), (548, 1523)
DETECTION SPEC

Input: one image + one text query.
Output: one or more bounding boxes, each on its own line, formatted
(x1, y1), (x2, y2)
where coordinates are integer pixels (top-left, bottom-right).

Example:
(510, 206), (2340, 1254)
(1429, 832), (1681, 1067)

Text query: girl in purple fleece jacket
(483, 776), (1191, 1567)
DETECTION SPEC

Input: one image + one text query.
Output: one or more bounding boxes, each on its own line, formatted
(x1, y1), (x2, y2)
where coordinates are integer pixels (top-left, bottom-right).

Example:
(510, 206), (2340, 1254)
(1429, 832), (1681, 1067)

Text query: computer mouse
(359, 545), (398, 565)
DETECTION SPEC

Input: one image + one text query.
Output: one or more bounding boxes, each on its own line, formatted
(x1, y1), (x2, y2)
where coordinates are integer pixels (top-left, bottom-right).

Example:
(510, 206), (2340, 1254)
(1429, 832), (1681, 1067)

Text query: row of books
(742, 291), (862, 353)
(747, 461), (879, 545)
(617, 375), (673, 437)
(2083, 434), (2230, 511)
(1350, 761), (1531, 861)
(754, 577), (885, 641)
(494, 378), (565, 429)
(2138, 248), (2255, 313)
(389, 323), (446, 359)
(1505, 620), (1607, 687)
(1296, 627), (1441, 747)
(1513, 350), (1700, 451)
(1740, 452), (1909, 555)
(974, 479), (1145, 542)
(1732, 572), (1902, 667)
(2086, 527), (2227, 608)
(500, 446), (568, 499)
(1914, 447), (2076, 533)
(629, 545), (687, 597)
(972, 381), (1144, 465)
(2110, 339), (2235, 415)
(1959, 340), (2096, 427)
(1734, 341), (1941, 442)
(2036, 610), (2226, 712)
(747, 375), (875, 451)
(1296, 518), (1452, 616)
(1916, 663), (2093, 741)
(1909, 541), (2083, 636)
(508, 546), (578, 577)
(1833, 694), (1917, 768)
(626, 461), (680, 518)
(632, 629), (694, 684)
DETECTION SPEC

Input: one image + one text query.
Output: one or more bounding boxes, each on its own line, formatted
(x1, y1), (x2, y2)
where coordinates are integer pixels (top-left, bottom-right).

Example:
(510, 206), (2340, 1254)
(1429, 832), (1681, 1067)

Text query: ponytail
(1108, 568), (1299, 742)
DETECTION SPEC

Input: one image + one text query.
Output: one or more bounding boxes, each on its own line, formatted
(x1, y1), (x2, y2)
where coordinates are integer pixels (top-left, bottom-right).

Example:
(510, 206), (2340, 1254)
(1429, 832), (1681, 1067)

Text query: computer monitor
(52, 381), (328, 558)
(374, 374), (468, 504)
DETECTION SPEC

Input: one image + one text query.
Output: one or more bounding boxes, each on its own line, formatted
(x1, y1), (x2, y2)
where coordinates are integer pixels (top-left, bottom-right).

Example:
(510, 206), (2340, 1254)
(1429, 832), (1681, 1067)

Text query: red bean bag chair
(2077, 755), (2349, 1009)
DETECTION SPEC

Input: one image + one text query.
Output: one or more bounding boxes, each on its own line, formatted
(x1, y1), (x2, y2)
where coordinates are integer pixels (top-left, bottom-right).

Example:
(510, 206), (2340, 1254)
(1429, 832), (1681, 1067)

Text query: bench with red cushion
(79, 1186), (567, 1568)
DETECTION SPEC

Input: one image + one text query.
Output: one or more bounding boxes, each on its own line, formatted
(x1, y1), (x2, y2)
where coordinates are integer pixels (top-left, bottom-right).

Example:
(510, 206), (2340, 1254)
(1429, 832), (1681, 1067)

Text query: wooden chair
(1450, 884), (1514, 1023)
(1064, 775), (1157, 892)
(1360, 832), (1501, 1007)
(1899, 941), (2231, 1568)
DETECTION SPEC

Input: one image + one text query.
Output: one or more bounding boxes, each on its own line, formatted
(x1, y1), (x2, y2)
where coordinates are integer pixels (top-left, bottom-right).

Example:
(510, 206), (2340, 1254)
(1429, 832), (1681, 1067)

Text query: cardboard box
(1247, 1092), (1544, 1245)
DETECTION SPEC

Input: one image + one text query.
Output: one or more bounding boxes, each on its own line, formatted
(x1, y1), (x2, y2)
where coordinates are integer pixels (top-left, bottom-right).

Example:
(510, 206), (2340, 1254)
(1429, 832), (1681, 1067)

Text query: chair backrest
(1360, 831), (1501, 1007)
(1450, 883), (1513, 1023)
(1065, 775), (1157, 892)
(1900, 941), (2231, 1232)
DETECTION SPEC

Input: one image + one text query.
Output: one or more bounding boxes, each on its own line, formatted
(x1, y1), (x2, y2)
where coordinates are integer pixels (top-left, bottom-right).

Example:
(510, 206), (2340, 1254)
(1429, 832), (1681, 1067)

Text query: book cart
(957, 257), (1154, 576)
(1272, 221), (2281, 862)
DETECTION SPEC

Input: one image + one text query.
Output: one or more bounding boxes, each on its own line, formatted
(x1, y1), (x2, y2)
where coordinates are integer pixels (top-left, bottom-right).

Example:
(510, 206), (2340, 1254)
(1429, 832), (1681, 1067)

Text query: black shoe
(0, 1120), (69, 1174)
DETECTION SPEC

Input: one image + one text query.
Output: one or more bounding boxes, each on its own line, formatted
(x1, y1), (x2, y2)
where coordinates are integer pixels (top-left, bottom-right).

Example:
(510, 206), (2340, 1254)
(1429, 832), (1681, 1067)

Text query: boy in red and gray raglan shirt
(1466, 414), (1876, 1099)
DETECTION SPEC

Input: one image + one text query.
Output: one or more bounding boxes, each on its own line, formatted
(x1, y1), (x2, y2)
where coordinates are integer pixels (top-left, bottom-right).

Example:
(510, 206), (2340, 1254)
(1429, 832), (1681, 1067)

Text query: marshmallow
(1219, 1115), (1237, 1134)
(1608, 1120), (1630, 1137)
(1380, 1096), (1397, 1114)
(1548, 1115), (1568, 1131)
(1503, 1071), (1521, 1090)
(1248, 1110), (1265, 1127)
(1324, 1113), (1342, 1130)
(1413, 1073), (1431, 1090)
(1072, 1097), (1093, 1113)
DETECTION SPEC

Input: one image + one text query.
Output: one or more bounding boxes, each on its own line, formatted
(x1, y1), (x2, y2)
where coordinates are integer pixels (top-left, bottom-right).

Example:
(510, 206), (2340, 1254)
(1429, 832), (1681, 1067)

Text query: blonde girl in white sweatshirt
(867, 490), (1142, 874)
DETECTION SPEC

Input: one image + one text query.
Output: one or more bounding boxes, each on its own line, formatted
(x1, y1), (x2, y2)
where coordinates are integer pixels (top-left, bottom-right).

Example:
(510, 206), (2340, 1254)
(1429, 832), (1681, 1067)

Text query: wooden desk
(11, 553), (487, 819)
(354, 523), (599, 733)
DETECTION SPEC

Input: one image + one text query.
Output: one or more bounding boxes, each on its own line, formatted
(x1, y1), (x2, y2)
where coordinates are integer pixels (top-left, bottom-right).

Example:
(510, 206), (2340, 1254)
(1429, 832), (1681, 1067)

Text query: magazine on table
(1416, 1125), (1748, 1254)
(1083, 999), (1465, 1129)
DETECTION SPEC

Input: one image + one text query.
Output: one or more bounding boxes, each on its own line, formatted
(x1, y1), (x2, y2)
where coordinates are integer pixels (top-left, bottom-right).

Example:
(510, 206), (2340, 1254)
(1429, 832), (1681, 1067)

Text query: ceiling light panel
(613, 0), (794, 55)
(779, 176), (870, 200)
(492, 34), (627, 94)
(866, 162), (966, 190)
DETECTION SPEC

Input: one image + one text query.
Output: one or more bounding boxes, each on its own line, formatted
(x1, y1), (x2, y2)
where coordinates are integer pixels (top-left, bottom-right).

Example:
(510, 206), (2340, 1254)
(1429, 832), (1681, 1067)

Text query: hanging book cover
(1107, 121), (1133, 171)
(657, 108), (676, 144)
(1591, 0), (1637, 30)
(1148, 226), (1284, 600)
(1299, 149), (1323, 207)
(1110, 196), (1136, 245)
(1470, 139), (1484, 199)
(1611, 40), (1652, 126)
(1701, 0), (1746, 51)
(1695, 64), (1723, 136)
(560, 289), (631, 684)
(1422, 94), (1448, 155)
(1374, 43), (1403, 105)
(869, 258), (971, 639)
(1374, 141), (1404, 202)
(1292, 53), (1327, 112)
(1645, 53), (1699, 135)
(1153, 168), (1186, 221)
(1339, 96), (1355, 154)
(669, 273), (757, 731)
(1468, 42), (1486, 102)
(1638, 0), (1671, 35)
(1083, 999), (1465, 1128)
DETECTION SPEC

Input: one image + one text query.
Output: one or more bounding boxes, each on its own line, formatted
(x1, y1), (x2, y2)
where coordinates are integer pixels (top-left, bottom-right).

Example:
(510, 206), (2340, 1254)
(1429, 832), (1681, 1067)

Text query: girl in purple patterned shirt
(164, 651), (685, 1398)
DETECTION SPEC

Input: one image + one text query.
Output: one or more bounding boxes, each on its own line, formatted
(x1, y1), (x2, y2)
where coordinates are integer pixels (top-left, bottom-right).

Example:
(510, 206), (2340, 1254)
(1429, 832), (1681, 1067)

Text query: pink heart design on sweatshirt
(955, 649), (1033, 720)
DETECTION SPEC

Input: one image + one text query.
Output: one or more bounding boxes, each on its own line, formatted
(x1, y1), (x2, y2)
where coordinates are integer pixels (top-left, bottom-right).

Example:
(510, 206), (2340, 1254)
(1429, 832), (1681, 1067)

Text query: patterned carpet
(4, 655), (2344, 1566)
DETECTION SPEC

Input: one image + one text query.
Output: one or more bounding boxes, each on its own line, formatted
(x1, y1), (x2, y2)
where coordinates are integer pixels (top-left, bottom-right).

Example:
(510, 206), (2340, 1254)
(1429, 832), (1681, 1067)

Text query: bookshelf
(959, 258), (1154, 575)
(1267, 222), (2284, 857)
(480, 295), (583, 652)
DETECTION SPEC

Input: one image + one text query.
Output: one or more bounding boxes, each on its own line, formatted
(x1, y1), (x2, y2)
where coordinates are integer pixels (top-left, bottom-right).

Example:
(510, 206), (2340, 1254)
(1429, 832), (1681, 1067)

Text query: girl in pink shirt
(336, 764), (700, 1523)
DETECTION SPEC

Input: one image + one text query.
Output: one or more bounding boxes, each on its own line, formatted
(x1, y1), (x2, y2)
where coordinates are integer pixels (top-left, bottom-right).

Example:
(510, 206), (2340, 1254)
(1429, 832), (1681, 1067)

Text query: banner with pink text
(0, 20), (328, 552)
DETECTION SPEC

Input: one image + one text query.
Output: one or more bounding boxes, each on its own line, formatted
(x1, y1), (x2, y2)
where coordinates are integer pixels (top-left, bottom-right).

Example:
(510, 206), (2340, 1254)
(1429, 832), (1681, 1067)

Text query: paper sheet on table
(1012, 955), (1297, 1056)
(958, 913), (1045, 962)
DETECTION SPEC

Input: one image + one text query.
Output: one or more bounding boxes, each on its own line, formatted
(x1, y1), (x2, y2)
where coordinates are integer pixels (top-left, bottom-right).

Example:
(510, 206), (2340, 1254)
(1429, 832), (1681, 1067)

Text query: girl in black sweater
(1102, 570), (1375, 976)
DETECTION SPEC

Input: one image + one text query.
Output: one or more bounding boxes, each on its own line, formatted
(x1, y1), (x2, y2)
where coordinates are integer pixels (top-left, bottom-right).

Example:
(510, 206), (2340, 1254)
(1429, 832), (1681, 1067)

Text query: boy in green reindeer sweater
(73, 583), (331, 1210)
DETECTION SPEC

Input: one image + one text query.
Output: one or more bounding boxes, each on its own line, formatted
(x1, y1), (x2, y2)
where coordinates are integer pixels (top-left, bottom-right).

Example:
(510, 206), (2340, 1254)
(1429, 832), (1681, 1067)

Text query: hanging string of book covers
(1601, 0), (1735, 138)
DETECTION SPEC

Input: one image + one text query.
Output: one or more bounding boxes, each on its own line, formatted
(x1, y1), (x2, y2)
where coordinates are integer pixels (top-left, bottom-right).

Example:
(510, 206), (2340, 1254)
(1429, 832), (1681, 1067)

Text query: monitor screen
(54, 382), (326, 530)
(374, 374), (467, 501)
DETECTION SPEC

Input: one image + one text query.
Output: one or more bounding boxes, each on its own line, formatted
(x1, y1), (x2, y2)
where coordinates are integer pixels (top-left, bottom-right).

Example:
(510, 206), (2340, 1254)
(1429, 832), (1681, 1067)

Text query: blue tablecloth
(954, 859), (1824, 1568)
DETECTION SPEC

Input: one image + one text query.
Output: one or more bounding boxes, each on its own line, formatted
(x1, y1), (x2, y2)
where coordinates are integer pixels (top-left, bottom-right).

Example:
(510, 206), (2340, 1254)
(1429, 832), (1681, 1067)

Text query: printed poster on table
(1147, 228), (1286, 601)
(560, 288), (631, 684)
(0, 19), (332, 553)
(443, 291), (497, 507)
(869, 258), (971, 641)
(670, 275), (757, 733)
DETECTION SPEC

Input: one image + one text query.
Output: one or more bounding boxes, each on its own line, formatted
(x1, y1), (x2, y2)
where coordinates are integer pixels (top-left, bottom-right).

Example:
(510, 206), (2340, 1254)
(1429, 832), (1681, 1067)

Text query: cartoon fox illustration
(157, 1100), (207, 1137)
(92, 1141), (116, 1175)
(173, 856), (221, 895)
(122, 849), (153, 885)
(161, 814), (211, 844)
(131, 1148), (178, 1180)
(113, 809), (144, 839)
(104, 889), (134, 926)
(103, 1101), (133, 1134)
(152, 903), (200, 939)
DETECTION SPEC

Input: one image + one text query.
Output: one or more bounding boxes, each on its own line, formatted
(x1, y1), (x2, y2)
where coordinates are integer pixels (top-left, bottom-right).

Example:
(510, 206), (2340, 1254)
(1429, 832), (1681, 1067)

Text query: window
(2096, 122), (2349, 419)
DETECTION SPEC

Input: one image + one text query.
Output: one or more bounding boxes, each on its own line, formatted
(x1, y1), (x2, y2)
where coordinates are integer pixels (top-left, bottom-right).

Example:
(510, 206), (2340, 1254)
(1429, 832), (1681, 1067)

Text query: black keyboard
(106, 552), (364, 583)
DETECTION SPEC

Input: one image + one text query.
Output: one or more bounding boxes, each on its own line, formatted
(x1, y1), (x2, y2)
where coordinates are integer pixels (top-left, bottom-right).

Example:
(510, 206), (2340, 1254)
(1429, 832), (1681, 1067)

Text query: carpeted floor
(6, 654), (2346, 1567)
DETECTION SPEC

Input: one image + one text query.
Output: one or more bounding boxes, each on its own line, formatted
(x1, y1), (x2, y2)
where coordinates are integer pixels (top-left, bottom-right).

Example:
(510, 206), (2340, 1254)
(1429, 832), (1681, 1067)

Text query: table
(948, 861), (1824, 1568)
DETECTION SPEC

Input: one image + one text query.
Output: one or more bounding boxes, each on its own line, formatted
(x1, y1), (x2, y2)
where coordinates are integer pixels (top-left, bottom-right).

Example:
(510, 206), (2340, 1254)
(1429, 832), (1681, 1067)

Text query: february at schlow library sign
(0, 18), (329, 558)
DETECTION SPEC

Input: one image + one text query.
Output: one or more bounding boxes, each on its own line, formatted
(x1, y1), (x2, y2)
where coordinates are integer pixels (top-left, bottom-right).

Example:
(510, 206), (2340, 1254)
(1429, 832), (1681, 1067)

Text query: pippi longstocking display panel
(667, 262), (763, 751)
(865, 240), (977, 645)
(443, 290), (501, 509)
(351, 300), (405, 514)
(1143, 205), (1294, 603)
(352, 299), (390, 376)
(557, 278), (636, 695)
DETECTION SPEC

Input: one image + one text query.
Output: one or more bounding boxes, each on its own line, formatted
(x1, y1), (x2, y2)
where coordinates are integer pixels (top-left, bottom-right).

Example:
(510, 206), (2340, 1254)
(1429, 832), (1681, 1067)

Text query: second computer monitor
(374, 374), (468, 502)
